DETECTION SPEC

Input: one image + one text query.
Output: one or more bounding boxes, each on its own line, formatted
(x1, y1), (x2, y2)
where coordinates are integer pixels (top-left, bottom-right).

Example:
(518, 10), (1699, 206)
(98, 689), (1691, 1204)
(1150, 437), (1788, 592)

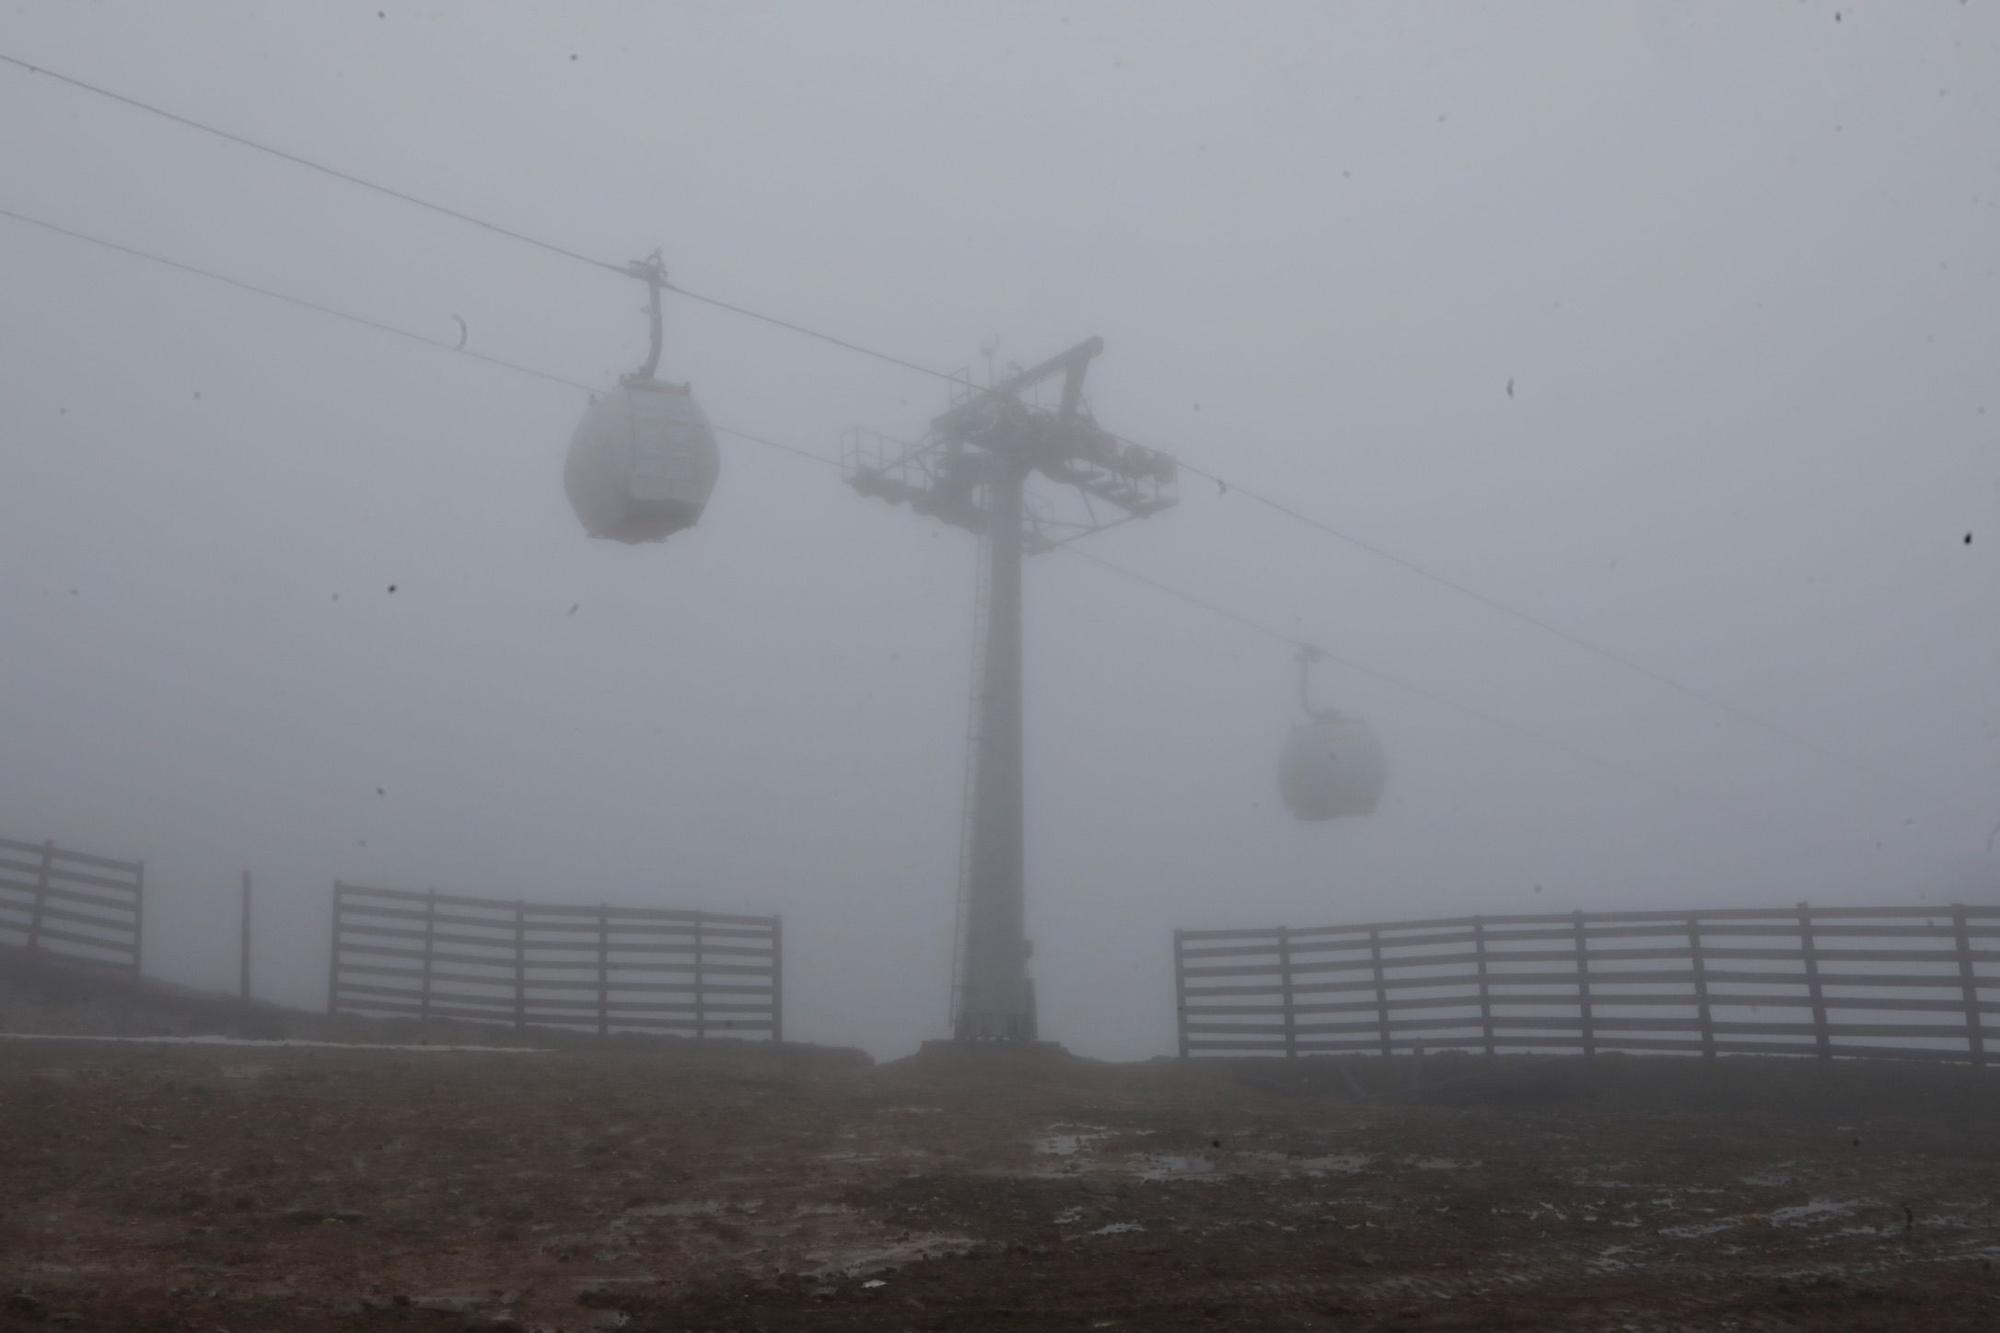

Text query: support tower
(843, 338), (1178, 1040)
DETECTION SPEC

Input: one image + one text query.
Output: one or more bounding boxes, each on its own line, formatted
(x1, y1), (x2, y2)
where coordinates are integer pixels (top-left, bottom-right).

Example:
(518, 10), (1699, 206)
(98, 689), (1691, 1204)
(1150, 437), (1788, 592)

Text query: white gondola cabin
(1278, 712), (1387, 820)
(565, 252), (720, 543)
(564, 376), (720, 543)
(1279, 645), (1387, 820)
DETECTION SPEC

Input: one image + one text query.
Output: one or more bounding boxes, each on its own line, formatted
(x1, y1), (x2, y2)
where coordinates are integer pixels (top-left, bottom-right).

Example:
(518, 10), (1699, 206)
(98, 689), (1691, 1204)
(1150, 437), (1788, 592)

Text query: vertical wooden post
(512, 900), (526, 1032)
(1370, 927), (1391, 1058)
(326, 882), (344, 1015)
(769, 915), (784, 1043)
(1953, 904), (1985, 1068)
(238, 870), (252, 1004)
(1474, 916), (1494, 1057)
(1277, 927), (1297, 1059)
(1573, 910), (1595, 1059)
(1799, 901), (1829, 1059)
(418, 889), (436, 1025)
(693, 916), (708, 1041)
(596, 904), (610, 1037)
(1172, 930), (1189, 1058)
(129, 858), (147, 977)
(1689, 914), (1715, 1059)
(26, 840), (53, 956)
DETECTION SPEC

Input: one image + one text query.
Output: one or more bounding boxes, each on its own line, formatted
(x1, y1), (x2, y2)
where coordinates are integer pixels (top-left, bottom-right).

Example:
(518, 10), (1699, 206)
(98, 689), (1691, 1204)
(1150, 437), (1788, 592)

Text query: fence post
(770, 915), (783, 1043)
(238, 871), (252, 1004)
(1172, 930), (1189, 1058)
(327, 882), (344, 1015)
(512, 899), (526, 1032)
(1953, 904), (1985, 1068)
(596, 904), (610, 1037)
(418, 889), (436, 1025)
(693, 915), (708, 1041)
(1689, 914), (1715, 1059)
(1370, 926), (1391, 1058)
(1474, 916), (1494, 1057)
(1799, 901), (1829, 1059)
(130, 859), (146, 977)
(26, 839), (53, 956)
(1573, 910), (1595, 1059)
(1277, 927), (1297, 1059)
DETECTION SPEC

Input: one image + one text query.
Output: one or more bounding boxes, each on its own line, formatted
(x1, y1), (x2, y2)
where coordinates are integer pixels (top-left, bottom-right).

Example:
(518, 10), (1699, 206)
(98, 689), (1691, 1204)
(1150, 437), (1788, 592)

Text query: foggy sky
(2, 1), (1996, 1059)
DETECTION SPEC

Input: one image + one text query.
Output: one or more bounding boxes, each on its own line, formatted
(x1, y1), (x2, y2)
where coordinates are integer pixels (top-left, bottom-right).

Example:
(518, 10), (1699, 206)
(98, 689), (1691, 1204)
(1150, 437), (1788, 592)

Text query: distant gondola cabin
(1278, 713), (1387, 820)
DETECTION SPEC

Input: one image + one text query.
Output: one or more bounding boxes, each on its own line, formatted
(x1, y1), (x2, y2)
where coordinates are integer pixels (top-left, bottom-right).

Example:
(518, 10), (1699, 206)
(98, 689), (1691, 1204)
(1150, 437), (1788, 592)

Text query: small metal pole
(1474, 916), (1494, 1058)
(770, 915), (784, 1043)
(239, 870), (252, 1004)
(1172, 929), (1189, 1059)
(1953, 905), (1984, 1068)
(1690, 915), (1715, 1059)
(419, 889), (436, 1025)
(1278, 926), (1297, 1059)
(130, 858), (146, 977)
(327, 882), (344, 1015)
(596, 904), (610, 1037)
(1799, 902), (1829, 1059)
(26, 840), (53, 956)
(513, 900), (526, 1032)
(1574, 910), (1595, 1059)
(1370, 927), (1391, 1058)
(693, 916), (707, 1040)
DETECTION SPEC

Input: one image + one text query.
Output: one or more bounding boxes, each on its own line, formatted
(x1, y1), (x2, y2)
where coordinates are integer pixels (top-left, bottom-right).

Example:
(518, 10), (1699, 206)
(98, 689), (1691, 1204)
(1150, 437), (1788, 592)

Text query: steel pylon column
(955, 460), (1034, 1039)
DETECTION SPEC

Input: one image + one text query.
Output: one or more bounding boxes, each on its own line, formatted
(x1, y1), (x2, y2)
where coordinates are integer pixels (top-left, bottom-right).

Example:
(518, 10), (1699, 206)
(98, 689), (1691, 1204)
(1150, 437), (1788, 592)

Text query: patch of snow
(1088, 1221), (1145, 1236)
(1238, 1150), (1371, 1177)
(1135, 1154), (1215, 1182)
(1034, 1127), (1116, 1157)
(1035, 1134), (1106, 1158)
(1769, 1198), (1864, 1227)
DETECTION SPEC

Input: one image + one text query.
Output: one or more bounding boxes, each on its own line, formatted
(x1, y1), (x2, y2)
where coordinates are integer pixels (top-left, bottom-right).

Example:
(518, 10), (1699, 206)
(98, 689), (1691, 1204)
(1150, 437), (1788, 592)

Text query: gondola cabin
(564, 377), (721, 543)
(1278, 712), (1387, 821)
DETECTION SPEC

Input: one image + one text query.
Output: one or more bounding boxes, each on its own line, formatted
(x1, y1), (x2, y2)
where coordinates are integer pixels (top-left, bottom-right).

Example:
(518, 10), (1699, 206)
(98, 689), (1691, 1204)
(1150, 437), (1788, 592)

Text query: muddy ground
(2, 1030), (1998, 1332)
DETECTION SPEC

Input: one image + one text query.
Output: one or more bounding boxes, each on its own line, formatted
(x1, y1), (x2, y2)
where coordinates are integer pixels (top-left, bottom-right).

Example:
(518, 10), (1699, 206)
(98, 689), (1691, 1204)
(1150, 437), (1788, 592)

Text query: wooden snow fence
(328, 881), (781, 1040)
(0, 834), (144, 975)
(1174, 903), (1998, 1066)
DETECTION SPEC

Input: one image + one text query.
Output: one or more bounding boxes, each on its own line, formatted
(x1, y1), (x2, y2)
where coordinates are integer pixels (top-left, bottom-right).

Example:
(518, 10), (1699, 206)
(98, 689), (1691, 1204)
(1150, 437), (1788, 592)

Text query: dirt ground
(2, 1033), (1998, 1332)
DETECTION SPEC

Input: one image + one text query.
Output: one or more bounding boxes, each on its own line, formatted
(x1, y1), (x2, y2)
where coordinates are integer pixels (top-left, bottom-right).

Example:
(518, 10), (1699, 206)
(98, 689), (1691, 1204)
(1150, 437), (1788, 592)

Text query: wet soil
(2, 1038), (1997, 1330)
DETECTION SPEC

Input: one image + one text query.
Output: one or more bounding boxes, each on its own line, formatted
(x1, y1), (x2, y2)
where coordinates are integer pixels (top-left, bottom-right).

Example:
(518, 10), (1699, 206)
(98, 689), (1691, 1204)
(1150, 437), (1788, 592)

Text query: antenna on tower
(841, 339), (1179, 1041)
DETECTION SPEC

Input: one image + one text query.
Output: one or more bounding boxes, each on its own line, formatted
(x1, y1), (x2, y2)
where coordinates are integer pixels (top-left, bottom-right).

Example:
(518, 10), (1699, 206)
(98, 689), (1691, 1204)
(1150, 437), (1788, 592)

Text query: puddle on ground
(1035, 1132), (1114, 1158)
(1293, 1153), (1372, 1176)
(805, 1233), (975, 1277)
(1768, 1198), (1863, 1226)
(1135, 1154), (1215, 1182)
(622, 1200), (726, 1219)
(1033, 1124), (1117, 1157)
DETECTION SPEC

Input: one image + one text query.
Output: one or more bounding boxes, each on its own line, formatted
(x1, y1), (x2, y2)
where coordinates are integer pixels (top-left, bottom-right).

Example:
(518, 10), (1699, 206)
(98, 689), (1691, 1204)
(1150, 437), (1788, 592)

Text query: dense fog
(2, 2), (1995, 1059)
